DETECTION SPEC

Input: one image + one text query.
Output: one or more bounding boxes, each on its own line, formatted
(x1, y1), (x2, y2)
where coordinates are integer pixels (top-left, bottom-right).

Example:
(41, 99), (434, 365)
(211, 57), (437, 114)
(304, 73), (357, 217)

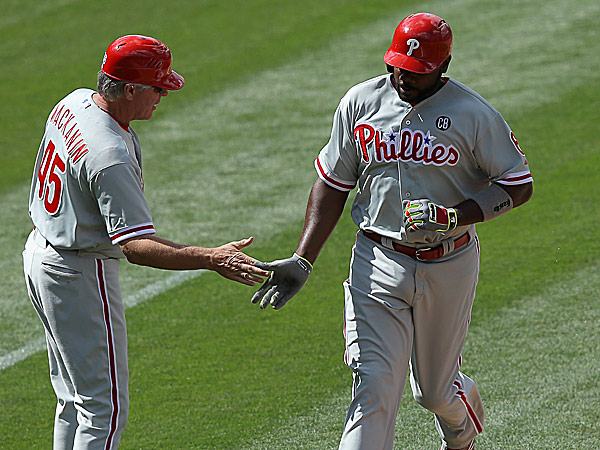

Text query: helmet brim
(383, 50), (439, 74)
(155, 70), (185, 91)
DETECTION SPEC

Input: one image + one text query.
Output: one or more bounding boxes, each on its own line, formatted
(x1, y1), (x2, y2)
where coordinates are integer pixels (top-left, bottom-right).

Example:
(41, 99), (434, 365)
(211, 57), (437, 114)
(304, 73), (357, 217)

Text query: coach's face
(392, 58), (450, 104)
(131, 85), (168, 121)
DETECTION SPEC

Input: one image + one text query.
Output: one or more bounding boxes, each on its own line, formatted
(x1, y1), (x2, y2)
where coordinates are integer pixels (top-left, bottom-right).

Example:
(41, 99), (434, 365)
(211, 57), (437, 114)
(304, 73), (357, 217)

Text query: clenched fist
(403, 199), (458, 233)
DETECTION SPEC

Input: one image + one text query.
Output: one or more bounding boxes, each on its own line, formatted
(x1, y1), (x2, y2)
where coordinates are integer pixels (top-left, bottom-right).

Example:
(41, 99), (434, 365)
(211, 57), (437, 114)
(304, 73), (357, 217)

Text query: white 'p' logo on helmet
(406, 39), (420, 56)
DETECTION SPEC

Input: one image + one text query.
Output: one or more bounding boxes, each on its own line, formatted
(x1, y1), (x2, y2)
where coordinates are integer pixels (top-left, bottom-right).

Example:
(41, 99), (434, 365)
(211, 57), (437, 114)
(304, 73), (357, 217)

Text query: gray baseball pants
(339, 230), (484, 450)
(23, 230), (128, 450)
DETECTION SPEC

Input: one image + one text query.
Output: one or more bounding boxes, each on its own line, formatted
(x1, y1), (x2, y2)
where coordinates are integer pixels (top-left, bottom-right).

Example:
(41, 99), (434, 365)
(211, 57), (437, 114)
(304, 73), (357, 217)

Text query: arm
(454, 181), (533, 225)
(251, 178), (350, 309)
(404, 181), (533, 231)
(295, 178), (350, 263)
(94, 164), (268, 286)
(120, 235), (269, 286)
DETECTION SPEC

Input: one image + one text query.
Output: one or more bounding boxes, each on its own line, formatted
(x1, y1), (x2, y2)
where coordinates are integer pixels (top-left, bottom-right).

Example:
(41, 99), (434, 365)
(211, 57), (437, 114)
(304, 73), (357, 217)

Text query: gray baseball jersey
(315, 74), (532, 450)
(29, 88), (155, 257)
(24, 88), (156, 448)
(315, 74), (532, 245)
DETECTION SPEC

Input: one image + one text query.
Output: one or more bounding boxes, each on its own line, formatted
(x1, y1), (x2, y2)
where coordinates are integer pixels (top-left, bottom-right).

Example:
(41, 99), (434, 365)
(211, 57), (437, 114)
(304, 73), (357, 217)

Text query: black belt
(362, 230), (470, 261)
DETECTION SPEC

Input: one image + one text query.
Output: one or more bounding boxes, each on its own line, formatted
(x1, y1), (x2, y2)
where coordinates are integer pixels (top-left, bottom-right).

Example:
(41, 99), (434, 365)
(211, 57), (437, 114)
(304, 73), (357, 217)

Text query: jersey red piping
(500, 173), (533, 183)
(110, 224), (155, 242)
(105, 111), (130, 132)
(316, 158), (355, 190)
(454, 380), (484, 434)
(96, 259), (120, 449)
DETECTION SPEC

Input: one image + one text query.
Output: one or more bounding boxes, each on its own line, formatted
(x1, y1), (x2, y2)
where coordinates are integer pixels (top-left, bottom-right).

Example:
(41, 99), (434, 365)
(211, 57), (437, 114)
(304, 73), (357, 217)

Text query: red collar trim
(106, 111), (130, 132)
(92, 93), (130, 131)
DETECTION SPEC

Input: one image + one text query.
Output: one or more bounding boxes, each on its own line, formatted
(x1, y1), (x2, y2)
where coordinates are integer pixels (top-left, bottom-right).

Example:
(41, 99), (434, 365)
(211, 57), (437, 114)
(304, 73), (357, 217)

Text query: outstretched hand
(250, 253), (313, 310)
(211, 237), (270, 286)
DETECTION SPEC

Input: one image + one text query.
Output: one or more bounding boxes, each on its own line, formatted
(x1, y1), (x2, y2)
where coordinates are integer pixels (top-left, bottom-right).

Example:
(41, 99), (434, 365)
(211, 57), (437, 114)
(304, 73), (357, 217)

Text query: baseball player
(22, 35), (268, 450)
(251, 13), (533, 450)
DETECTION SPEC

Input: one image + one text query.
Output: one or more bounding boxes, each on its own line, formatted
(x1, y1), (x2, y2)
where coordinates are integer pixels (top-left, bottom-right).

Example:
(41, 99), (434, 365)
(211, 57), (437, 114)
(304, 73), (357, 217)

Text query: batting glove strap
(403, 199), (458, 233)
(292, 253), (313, 273)
(428, 202), (458, 232)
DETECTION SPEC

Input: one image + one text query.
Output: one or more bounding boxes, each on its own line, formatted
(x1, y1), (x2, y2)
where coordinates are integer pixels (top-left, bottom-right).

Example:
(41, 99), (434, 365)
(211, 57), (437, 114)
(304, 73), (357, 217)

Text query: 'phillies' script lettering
(354, 123), (459, 166)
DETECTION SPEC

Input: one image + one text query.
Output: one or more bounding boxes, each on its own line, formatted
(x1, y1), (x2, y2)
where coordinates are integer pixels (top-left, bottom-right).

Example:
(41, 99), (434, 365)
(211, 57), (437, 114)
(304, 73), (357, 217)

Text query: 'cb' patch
(436, 116), (451, 130)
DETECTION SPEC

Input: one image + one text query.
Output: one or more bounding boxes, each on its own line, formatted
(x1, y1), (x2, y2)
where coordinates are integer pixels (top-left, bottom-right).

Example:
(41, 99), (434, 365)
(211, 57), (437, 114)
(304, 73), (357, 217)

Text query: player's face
(392, 66), (445, 104)
(132, 86), (168, 121)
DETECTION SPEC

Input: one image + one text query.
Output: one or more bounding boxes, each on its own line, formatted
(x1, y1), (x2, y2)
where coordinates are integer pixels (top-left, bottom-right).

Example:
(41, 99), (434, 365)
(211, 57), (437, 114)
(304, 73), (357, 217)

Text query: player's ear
(440, 56), (451, 74)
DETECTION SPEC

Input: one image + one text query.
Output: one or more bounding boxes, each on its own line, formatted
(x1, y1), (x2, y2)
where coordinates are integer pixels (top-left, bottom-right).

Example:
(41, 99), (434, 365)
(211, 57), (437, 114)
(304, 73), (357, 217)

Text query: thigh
(29, 244), (128, 404)
(340, 235), (416, 450)
(344, 232), (415, 377)
(348, 231), (418, 309)
(411, 241), (480, 394)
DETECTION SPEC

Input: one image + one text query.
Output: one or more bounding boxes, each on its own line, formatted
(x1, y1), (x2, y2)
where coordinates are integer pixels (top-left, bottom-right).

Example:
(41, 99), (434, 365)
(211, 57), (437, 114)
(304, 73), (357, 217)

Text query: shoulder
(344, 74), (391, 101)
(85, 137), (136, 178)
(337, 74), (395, 114)
(62, 88), (97, 109)
(348, 74), (390, 93)
(443, 79), (501, 117)
(47, 88), (94, 122)
(83, 125), (136, 177)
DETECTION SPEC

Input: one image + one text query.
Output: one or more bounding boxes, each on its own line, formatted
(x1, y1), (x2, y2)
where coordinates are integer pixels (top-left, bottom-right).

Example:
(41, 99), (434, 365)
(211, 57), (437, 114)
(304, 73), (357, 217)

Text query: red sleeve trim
(110, 223), (155, 243)
(497, 172), (534, 185)
(315, 157), (355, 191)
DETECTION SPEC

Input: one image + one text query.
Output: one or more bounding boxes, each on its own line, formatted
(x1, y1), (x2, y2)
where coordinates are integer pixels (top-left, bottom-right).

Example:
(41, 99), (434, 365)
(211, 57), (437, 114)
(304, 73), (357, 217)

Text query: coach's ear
(123, 83), (137, 100)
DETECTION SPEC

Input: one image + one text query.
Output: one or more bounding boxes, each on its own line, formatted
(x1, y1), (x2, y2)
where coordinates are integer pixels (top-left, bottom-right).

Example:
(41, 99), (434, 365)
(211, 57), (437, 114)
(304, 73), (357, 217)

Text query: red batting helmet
(384, 13), (452, 74)
(101, 35), (185, 90)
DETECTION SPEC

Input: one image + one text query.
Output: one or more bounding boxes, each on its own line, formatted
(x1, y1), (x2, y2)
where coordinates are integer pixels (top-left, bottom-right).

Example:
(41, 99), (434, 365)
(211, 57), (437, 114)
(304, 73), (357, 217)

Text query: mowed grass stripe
(1, 0), (598, 361)
(0, 0), (80, 29)
(77, 0), (600, 309)
(122, 1), (599, 448)
(0, 0), (406, 195)
(241, 264), (600, 450)
(0, 0), (420, 356)
(468, 264), (600, 450)
(0, 0), (598, 448)
(0, 270), (202, 370)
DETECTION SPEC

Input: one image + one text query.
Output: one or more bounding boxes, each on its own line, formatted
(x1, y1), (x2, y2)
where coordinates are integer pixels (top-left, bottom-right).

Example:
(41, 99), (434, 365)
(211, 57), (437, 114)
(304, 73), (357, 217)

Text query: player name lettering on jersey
(354, 123), (459, 167)
(49, 102), (89, 163)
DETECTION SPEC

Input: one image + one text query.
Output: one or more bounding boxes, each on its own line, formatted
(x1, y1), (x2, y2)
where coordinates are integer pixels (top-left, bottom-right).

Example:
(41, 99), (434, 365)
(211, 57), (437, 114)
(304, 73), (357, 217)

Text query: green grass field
(1, 0), (599, 448)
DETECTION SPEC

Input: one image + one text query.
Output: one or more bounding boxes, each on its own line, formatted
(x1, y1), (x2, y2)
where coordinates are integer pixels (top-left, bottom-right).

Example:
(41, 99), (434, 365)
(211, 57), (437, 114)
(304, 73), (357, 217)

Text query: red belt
(362, 230), (470, 261)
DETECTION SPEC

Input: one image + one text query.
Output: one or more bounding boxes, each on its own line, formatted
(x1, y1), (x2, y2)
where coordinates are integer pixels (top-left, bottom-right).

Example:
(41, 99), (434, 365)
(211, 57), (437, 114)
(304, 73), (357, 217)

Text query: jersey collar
(91, 93), (130, 132)
(389, 74), (450, 107)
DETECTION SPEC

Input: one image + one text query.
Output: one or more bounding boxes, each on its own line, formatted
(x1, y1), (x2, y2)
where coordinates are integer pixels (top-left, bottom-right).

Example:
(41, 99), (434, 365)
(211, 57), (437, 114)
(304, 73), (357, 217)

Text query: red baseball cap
(101, 35), (185, 90)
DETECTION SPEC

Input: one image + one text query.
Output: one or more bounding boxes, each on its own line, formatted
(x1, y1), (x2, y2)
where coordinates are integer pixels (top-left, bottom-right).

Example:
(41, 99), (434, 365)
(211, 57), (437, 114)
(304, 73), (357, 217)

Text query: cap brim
(156, 70), (185, 90)
(383, 50), (438, 74)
